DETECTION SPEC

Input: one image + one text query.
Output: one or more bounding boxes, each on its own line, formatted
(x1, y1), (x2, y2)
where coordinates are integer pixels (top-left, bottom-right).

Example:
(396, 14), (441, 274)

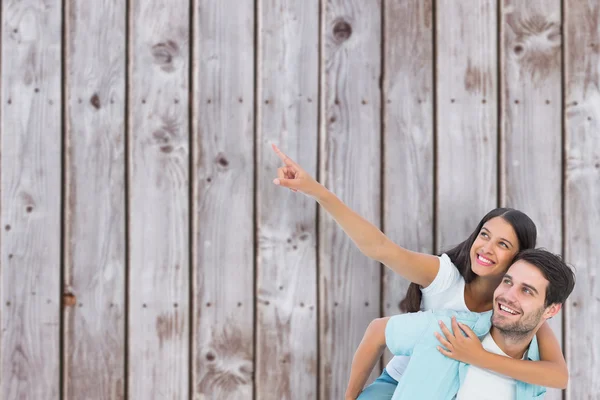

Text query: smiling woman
(469, 217), (521, 280)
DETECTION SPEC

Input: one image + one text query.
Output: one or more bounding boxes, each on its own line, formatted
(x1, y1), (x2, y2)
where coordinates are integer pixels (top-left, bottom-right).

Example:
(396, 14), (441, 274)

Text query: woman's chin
(471, 263), (500, 277)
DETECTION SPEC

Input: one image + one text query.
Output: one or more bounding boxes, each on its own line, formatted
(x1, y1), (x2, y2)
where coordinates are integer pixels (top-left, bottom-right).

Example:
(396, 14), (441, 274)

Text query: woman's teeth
(478, 255), (493, 265)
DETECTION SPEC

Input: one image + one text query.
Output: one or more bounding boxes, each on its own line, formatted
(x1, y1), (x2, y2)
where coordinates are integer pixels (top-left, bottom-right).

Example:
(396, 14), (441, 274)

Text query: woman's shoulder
(421, 253), (464, 295)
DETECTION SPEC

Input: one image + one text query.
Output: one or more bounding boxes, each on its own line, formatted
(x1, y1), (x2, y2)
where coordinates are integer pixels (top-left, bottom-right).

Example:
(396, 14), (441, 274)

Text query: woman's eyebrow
(481, 227), (514, 247)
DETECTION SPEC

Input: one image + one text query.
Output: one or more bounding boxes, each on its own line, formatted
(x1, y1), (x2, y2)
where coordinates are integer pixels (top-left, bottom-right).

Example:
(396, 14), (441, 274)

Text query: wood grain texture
(193, 1), (255, 399)
(128, 0), (190, 398)
(0, 1), (63, 398)
(564, 1), (600, 398)
(382, 0), (434, 366)
(500, 2), (563, 398)
(63, 1), (126, 399)
(436, 0), (498, 250)
(0, 1), (62, 399)
(320, 1), (382, 398)
(255, 1), (319, 399)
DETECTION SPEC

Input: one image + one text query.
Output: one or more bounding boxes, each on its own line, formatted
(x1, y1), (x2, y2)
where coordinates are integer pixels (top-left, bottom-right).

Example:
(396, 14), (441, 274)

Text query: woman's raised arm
(272, 144), (439, 287)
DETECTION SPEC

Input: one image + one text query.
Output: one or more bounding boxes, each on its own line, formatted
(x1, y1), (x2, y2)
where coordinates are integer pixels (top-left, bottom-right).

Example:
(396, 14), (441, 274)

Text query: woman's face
(469, 217), (520, 278)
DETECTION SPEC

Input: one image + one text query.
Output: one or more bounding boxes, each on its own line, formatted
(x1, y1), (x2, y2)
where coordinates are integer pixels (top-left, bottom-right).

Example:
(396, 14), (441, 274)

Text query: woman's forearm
(314, 188), (439, 286)
(474, 352), (568, 389)
(345, 343), (385, 399)
(345, 318), (389, 399)
(315, 188), (387, 260)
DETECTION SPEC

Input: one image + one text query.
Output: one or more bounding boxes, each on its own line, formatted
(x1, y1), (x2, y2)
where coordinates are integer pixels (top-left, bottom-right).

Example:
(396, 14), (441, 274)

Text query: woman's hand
(434, 316), (486, 364)
(272, 144), (323, 197)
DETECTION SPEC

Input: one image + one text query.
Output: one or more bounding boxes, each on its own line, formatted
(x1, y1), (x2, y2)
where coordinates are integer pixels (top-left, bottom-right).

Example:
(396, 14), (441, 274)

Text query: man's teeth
(499, 304), (518, 315)
(478, 255), (493, 264)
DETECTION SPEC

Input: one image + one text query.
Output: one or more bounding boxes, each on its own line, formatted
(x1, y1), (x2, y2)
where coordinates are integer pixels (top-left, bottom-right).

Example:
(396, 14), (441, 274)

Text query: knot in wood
(152, 40), (179, 72)
(514, 44), (524, 55)
(90, 93), (101, 109)
(63, 293), (76, 307)
(333, 20), (352, 42)
(215, 153), (229, 168)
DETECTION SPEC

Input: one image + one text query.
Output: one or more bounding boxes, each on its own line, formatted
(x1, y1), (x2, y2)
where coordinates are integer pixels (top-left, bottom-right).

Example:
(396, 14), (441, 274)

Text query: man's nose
(503, 286), (520, 302)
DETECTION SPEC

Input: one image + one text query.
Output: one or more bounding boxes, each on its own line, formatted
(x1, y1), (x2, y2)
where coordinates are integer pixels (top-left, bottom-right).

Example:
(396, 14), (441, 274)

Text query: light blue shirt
(385, 309), (546, 400)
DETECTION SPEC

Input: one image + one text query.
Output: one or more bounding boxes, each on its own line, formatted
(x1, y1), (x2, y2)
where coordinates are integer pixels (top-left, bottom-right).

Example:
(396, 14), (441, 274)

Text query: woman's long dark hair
(399, 208), (537, 312)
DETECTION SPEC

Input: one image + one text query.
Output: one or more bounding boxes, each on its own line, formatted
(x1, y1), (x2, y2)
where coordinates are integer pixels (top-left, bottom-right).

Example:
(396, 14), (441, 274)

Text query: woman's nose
(482, 241), (493, 254)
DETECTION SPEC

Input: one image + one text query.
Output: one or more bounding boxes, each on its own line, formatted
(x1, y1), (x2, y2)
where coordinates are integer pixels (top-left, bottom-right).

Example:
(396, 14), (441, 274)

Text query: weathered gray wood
(0, 1), (62, 398)
(436, 0), (498, 249)
(320, 1), (382, 398)
(128, 0), (190, 398)
(192, 1), (255, 399)
(500, 2), (563, 398)
(63, 0), (127, 399)
(382, 0), (435, 366)
(564, 1), (600, 397)
(255, 1), (319, 399)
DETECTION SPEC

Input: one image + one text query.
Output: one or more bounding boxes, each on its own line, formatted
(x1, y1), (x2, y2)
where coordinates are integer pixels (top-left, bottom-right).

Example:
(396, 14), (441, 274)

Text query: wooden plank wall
(256, 1), (319, 399)
(1, 1), (63, 399)
(128, 0), (191, 398)
(64, 0), (126, 399)
(564, 0), (600, 398)
(194, 0), (256, 398)
(381, 0), (434, 367)
(501, 1), (563, 398)
(436, 0), (498, 250)
(0, 1), (598, 399)
(320, 1), (382, 398)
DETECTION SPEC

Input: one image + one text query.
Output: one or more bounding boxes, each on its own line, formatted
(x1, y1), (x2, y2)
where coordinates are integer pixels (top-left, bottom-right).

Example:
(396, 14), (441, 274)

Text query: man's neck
(489, 327), (534, 359)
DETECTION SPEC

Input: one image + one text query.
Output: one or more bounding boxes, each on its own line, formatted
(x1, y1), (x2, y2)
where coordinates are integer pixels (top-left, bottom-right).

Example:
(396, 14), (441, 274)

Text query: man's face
(491, 260), (558, 337)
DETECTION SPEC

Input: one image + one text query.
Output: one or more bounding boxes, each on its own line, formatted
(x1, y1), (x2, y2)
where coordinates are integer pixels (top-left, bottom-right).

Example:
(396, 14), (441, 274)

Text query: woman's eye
(480, 232), (489, 238)
(500, 242), (508, 248)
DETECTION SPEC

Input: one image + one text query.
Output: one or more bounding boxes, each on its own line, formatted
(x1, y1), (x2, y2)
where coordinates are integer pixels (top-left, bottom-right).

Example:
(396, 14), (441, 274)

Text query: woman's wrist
(312, 183), (332, 202)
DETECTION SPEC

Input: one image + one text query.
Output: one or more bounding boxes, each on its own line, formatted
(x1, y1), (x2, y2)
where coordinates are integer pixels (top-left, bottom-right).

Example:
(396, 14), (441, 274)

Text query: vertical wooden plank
(436, 0), (498, 248)
(128, 0), (190, 398)
(382, 0), (434, 365)
(321, 1), (382, 398)
(564, 1), (600, 398)
(0, 1), (62, 398)
(256, 1), (319, 399)
(63, 1), (126, 399)
(193, 1), (255, 399)
(500, 2), (563, 398)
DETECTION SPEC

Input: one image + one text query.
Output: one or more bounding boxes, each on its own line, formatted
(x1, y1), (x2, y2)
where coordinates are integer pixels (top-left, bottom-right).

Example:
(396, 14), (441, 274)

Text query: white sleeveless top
(385, 254), (469, 381)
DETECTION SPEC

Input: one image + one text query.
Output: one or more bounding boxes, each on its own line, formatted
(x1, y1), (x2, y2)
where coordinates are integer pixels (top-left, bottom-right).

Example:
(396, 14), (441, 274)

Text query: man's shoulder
(429, 308), (493, 321)
(430, 309), (493, 336)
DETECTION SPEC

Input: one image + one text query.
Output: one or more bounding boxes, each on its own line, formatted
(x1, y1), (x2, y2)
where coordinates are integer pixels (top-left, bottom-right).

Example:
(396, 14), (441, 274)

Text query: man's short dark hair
(513, 248), (576, 307)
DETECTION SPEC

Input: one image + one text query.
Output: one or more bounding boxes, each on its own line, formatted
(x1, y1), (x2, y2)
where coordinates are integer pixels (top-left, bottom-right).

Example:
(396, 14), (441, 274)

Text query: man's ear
(543, 303), (562, 320)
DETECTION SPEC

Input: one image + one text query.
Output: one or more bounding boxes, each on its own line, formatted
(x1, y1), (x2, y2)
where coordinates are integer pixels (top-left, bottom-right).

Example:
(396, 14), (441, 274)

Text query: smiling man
(351, 249), (576, 400)
(446, 248), (575, 399)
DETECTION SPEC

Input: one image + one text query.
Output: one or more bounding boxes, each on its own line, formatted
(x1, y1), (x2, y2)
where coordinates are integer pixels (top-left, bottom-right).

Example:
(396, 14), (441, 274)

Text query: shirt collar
(523, 335), (540, 361)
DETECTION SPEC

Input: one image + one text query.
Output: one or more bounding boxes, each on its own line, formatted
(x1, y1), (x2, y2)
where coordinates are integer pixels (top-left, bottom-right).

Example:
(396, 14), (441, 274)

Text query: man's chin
(491, 315), (514, 330)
